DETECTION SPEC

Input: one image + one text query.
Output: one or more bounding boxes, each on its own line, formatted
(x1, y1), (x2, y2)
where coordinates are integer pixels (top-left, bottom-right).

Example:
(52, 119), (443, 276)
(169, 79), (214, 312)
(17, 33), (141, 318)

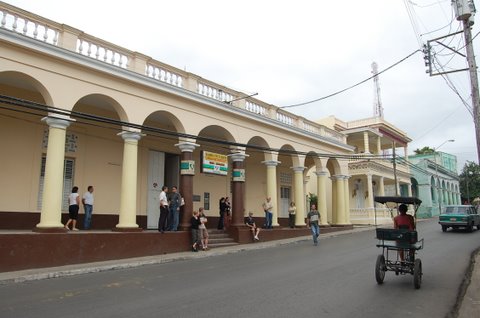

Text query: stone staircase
(207, 229), (238, 249)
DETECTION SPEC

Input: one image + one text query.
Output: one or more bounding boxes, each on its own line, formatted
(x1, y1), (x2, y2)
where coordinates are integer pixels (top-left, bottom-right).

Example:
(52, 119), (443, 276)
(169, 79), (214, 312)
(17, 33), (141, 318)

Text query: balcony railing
(0, 2), (346, 145)
(350, 207), (393, 225)
(348, 155), (411, 176)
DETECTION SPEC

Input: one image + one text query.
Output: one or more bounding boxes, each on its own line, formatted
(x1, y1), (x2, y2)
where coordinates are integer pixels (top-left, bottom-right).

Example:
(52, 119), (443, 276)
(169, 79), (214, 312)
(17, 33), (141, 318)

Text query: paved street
(0, 219), (478, 318)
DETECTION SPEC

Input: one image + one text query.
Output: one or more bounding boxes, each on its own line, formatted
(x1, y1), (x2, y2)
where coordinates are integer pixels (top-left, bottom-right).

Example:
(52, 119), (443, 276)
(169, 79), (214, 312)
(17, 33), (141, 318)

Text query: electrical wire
(279, 50), (421, 109)
(0, 94), (399, 161)
(3, 94), (458, 184)
(404, 0), (424, 49)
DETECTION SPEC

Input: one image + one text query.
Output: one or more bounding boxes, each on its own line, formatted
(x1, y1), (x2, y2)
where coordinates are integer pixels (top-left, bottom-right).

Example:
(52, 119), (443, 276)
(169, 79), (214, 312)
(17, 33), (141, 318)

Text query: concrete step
(207, 242), (239, 248)
(208, 237), (236, 244)
(204, 229), (238, 249)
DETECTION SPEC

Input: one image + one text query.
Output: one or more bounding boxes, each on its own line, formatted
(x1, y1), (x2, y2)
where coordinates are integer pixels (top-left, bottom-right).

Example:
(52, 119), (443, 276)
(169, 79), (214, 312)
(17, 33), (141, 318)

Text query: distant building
(409, 152), (460, 217)
(310, 116), (413, 225)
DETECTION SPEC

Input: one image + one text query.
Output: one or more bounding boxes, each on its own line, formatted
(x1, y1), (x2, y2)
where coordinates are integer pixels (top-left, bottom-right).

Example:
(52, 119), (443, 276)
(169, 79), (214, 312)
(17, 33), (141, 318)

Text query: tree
(414, 146), (435, 155)
(460, 161), (480, 204)
(308, 193), (318, 209)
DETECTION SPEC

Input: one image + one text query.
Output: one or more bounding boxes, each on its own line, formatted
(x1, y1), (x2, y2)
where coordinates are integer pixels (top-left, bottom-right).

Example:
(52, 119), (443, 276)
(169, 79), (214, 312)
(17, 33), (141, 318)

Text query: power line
(0, 94), (399, 162)
(279, 50), (421, 109)
(5, 93), (455, 183)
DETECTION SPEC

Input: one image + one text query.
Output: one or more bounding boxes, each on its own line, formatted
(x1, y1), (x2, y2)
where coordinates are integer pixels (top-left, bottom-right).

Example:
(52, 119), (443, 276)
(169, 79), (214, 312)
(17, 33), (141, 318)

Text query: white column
(293, 166), (306, 226)
(116, 131), (143, 230)
(36, 116), (72, 230)
(377, 137), (382, 155)
(366, 174), (374, 209)
(304, 175), (310, 211)
(378, 177), (385, 196)
(315, 171), (329, 225)
(342, 176), (351, 224)
(363, 131), (370, 154)
(407, 183), (413, 197)
(334, 175), (346, 225)
(262, 160), (280, 227)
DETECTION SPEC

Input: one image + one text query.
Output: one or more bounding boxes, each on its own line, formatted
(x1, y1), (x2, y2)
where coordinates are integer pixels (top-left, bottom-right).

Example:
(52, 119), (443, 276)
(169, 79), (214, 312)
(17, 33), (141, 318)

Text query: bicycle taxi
(374, 196), (424, 289)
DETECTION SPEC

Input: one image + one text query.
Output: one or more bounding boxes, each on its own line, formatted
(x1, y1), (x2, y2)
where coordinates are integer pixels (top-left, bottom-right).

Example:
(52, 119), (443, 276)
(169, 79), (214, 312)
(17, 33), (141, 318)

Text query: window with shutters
(37, 157), (75, 211)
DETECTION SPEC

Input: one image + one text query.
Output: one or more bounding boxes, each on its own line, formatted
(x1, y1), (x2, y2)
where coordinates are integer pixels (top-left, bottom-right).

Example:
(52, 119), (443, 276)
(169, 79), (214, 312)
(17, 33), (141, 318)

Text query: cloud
(5, 0), (479, 172)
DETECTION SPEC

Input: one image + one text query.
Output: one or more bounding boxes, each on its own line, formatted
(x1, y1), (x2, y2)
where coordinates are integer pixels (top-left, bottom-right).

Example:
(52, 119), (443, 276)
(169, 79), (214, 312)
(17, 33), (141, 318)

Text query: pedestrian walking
(82, 185), (94, 230)
(306, 204), (320, 246)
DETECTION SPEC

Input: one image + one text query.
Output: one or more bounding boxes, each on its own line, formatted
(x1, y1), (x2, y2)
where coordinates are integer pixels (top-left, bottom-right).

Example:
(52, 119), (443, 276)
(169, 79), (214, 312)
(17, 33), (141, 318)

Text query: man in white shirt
(82, 186), (94, 230)
(158, 186), (169, 232)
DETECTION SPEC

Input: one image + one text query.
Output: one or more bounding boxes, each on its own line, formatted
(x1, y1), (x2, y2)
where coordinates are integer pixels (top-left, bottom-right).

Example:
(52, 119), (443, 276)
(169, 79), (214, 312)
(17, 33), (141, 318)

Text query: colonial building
(312, 116), (413, 225)
(0, 2), (361, 234)
(409, 152), (460, 218)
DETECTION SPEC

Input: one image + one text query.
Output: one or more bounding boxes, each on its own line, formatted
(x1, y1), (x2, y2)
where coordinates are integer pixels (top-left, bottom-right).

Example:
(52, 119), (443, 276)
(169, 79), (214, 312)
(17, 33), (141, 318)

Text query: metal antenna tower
(372, 62), (384, 118)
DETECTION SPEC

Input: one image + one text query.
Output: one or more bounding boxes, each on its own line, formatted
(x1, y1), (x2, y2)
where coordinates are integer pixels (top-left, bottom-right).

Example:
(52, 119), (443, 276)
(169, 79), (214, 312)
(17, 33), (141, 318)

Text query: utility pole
(463, 18), (480, 163)
(453, 0), (480, 162)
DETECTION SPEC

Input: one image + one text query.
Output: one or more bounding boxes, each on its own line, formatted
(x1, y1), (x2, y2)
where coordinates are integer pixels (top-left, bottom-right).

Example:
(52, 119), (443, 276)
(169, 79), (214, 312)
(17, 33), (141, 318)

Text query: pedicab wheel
(375, 254), (386, 284)
(413, 259), (422, 289)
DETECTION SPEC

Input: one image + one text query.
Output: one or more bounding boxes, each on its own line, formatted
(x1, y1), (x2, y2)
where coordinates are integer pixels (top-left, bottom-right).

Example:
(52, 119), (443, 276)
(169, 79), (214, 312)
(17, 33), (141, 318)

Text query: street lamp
(434, 139), (455, 214)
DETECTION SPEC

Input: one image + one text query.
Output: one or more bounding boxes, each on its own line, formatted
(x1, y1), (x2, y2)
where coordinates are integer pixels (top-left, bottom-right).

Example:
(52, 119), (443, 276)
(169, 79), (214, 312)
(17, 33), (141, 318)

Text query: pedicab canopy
(374, 196), (422, 206)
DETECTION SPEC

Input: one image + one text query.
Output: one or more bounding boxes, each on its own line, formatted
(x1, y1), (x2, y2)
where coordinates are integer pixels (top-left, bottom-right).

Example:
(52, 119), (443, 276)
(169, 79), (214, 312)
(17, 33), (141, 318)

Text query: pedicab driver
(394, 204), (415, 261)
(394, 204), (415, 230)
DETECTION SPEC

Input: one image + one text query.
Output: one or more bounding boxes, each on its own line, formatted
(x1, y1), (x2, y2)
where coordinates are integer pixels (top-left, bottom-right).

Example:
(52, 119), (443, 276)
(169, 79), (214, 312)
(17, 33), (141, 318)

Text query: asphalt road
(0, 219), (478, 318)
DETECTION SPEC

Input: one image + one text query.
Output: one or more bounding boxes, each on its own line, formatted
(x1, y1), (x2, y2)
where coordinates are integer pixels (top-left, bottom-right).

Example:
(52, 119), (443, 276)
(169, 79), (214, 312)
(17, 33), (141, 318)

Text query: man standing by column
(158, 186), (169, 233)
(82, 186), (94, 230)
(168, 186), (181, 231)
(262, 197), (273, 229)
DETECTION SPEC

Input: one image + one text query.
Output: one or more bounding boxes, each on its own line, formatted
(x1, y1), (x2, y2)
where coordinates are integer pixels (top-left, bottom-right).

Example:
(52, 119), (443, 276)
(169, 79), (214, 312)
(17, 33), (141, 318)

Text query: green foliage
(414, 146), (435, 155)
(308, 193), (318, 208)
(460, 161), (480, 204)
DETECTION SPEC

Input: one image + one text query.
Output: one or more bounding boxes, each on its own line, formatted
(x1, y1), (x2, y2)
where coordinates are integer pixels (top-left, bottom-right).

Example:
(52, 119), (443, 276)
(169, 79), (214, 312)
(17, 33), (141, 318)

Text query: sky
(4, 0), (479, 172)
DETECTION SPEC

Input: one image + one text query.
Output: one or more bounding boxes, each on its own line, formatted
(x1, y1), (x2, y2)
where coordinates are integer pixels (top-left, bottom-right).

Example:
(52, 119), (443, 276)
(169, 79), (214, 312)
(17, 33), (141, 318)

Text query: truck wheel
(441, 225), (447, 232)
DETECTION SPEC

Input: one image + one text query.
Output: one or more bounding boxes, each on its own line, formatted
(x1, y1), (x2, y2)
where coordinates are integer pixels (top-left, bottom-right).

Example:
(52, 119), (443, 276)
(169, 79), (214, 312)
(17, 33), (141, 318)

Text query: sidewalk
(457, 248), (480, 318)
(0, 226), (372, 284)
(0, 225), (477, 317)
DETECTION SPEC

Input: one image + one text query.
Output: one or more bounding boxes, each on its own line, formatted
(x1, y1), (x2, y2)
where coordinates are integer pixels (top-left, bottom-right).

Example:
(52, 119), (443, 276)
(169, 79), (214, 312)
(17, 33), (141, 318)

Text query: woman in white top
(65, 186), (80, 231)
(288, 201), (296, 228)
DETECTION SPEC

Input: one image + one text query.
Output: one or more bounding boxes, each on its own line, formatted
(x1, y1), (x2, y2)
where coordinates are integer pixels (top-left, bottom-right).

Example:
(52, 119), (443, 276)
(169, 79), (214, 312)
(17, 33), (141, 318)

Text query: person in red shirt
(394, 204), (415, 261)
(394, 204), (415, 230)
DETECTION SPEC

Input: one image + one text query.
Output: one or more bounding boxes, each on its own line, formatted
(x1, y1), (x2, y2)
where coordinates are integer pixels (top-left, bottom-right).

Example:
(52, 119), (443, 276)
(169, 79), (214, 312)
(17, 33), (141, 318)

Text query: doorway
(146, 151), (180, 229)
(280, 187), (291, 218)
